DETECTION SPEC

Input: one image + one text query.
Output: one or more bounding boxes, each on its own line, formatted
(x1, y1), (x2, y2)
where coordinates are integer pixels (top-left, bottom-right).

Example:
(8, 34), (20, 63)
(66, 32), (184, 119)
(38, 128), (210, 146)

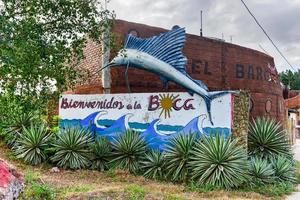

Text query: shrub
(164, 133), (196, 182)
(272, 156), (296, 183)
(189, 134), (248, 188)
(50, 115), (61, 134)
(110, 130), (147, 174)
(13, 124), (52, 165)
(141, 150), (165, 180)
(90, 136), (112, 171)
(248, 156), (275, 185)
(248, 117), (291, 159)
(51, 128), (92, 169)
(1, 112), (35, 147)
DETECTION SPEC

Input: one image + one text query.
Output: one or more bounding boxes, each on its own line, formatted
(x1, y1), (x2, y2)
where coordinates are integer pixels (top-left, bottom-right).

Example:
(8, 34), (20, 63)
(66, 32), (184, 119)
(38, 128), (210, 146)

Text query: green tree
(280, 70), (300, 90)
(0, 0), (114, 116)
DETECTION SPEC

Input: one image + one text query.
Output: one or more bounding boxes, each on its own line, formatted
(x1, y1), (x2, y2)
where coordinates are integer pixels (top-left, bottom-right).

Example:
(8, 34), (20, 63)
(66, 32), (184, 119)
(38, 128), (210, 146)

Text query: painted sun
(158, 94), (179, 118)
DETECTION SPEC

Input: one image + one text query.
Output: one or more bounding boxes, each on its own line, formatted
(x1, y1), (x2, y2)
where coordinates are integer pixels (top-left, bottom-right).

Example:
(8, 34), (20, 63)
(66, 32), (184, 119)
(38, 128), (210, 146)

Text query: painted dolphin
(102, 27), (235, 125)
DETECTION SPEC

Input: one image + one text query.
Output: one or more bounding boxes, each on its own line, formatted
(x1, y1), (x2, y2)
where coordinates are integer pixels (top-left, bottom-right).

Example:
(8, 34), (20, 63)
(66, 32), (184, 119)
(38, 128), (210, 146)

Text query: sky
(105, 0), (300, 72)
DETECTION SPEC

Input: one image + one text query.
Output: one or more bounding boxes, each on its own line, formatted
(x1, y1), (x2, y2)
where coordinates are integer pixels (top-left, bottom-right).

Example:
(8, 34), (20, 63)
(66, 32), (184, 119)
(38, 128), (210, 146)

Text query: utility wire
(240, 0), (295, 71)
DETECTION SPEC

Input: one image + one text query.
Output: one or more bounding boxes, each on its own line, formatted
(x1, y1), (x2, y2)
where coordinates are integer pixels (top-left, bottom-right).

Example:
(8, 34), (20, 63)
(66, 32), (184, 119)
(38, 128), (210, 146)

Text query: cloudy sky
(105, 0), (300, 72)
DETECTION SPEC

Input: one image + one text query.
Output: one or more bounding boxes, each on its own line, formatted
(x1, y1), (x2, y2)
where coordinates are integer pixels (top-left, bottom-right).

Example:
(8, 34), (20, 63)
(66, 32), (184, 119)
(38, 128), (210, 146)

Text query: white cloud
(106, 0), (300, 72)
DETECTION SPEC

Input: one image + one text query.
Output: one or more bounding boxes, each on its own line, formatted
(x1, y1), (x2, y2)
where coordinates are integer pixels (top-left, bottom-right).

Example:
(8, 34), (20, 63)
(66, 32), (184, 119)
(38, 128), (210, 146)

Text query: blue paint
(178, 116), (204, 137)
(125, 28), (189, 77)
(95, 114), (129, 136)
(60, 112), (230, 151)
(156, 124), (183, 132)
(80, 111), (101, 128)
(140, 119), (167, 151)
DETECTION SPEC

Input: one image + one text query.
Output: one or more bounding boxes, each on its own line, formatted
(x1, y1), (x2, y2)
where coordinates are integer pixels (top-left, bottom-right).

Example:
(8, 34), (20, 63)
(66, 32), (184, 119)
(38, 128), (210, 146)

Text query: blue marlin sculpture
(102, 27), (235, 125)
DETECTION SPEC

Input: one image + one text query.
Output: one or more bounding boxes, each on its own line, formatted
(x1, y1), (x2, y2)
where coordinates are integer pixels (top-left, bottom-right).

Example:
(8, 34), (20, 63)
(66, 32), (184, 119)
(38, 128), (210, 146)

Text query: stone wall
(232, 91), (250, 147)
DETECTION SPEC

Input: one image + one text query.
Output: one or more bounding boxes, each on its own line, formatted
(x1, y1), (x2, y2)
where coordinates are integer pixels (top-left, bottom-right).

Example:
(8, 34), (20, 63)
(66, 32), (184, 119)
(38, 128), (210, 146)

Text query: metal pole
(200, 10), (203, 37)
(101, 0), (111, 94)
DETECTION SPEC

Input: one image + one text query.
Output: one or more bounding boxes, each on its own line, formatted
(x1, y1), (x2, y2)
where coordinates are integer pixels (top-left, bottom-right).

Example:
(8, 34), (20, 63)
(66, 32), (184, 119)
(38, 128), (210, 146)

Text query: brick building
(67, 19), (284, 121)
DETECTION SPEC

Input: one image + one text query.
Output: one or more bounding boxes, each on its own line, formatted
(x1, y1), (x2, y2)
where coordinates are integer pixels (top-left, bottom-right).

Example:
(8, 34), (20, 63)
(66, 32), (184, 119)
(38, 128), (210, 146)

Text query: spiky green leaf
(189, 134), (248, 188)
(271, 156), (296, 183)
(110, 130), (146, 174)
(248, 117), (291, 159)
(13, 124), (52, 165)
(51, 128), (92, 169)
(164, 133), (196, 182)
(248, 156), (275, 185)
(90, 136), (112, 171)
(141, 150), (166, 180)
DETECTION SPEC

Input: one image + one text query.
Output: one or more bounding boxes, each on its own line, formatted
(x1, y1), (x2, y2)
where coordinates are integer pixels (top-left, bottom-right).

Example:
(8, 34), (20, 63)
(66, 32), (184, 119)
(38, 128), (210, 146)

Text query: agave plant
(51, 128), (92, 169)
(248, 156), (275, 185)
(141, 150), (166, 180)
(13, 124), (52, 165)
(90, 136), (112, 171)
(189, 134), (248, 188)
(248, 117), (291, 159)
(2, 112), (35, 147)
(164, 133), (196, 182)
(110, 130), (147, 174)
(271, 156), (296, 183)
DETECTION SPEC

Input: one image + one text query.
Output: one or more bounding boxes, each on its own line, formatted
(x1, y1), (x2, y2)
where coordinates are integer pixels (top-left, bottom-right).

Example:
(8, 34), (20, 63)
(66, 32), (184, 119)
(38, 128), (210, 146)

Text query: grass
(6, 150), (18, 161)
(104, 168), (117, 178)
(20, 171), (56, 200)
(125, 184), (146, 200)
(59, 184), (95, 198)
(24, 171), (42, 183)
(186, 182), (219, 193)
(166, 194), (187, 200)
(21, 182), (56, 200)
(187, 179), (296, 198)
(239, 182), (296, 197)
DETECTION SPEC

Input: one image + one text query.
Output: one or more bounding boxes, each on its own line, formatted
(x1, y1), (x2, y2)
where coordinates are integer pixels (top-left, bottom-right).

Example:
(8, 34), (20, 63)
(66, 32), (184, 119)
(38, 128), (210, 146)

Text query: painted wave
(60, 112), (230, 151)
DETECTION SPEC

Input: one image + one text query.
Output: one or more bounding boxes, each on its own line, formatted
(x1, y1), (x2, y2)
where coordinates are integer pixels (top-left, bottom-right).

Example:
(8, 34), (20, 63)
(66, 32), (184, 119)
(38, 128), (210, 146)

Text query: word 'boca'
(148, 95), (195, 111)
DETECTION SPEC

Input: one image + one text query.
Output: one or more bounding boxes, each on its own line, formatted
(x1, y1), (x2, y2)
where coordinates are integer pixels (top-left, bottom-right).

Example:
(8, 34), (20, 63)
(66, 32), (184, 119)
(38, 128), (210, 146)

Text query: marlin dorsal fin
(125, 27), (188, 74)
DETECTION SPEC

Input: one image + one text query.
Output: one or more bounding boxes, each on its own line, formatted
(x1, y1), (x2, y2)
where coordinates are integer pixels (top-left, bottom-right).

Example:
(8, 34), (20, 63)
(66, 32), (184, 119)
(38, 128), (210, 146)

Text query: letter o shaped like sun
(159, 94), (179, 118)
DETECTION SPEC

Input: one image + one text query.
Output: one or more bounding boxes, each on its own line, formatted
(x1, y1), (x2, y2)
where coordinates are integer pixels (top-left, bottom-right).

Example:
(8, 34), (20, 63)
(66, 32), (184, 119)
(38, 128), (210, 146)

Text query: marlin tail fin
(204, 91), (237, 125)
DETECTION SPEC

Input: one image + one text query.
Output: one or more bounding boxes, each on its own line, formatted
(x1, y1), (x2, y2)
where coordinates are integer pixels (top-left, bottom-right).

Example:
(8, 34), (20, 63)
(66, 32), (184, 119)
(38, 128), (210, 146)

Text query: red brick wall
(65, 38), (103, 94)
(69, 19), (284, 121)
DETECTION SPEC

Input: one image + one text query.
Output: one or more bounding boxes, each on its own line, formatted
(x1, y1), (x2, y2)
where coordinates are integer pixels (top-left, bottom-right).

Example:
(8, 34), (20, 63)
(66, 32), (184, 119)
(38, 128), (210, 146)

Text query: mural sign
(59, 92), (233, 150)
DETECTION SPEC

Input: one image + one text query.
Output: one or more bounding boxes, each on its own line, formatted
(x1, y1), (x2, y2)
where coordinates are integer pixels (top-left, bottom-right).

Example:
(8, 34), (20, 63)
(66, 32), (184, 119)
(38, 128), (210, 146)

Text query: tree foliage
(0, 0), (114, 114)
(280, 70), (300, 90)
